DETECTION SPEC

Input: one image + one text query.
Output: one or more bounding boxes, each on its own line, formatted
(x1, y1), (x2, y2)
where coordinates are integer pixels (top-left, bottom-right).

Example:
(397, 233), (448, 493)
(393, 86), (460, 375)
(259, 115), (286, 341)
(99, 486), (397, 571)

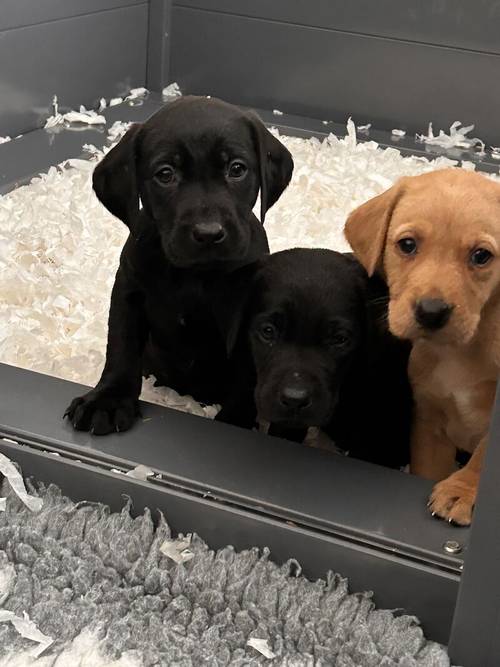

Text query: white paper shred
(1, 118), (498, 422)
(107, 121), (132, 144)
(0, 611), (53, 658)
(490, 146), (500, 160)
(392, 129), (406, 137)
(0, 453), (43, 512)
(247, 638), (276, 659)
(98, 98), (107, 112)
(109, 97), (123, 107)
(160, 536), (194, 564)
(356, 123), (371, 132)
(162, 82), (182, 98)
(273, 109), (284, 116)
(44, 106), (105, 129)
(125, 464), (154, 480)
(0, 499), (5, 512)
(0, 136), (11, 144)
(0, 561), (16, 605)
(126, 87), (148, 101)
(416, 121), (485, 153)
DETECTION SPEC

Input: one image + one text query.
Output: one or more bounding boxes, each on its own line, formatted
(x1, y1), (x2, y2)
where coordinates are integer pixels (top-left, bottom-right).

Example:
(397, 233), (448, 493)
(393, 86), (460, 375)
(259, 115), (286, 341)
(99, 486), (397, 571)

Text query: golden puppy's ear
(345, 181), (405, 276)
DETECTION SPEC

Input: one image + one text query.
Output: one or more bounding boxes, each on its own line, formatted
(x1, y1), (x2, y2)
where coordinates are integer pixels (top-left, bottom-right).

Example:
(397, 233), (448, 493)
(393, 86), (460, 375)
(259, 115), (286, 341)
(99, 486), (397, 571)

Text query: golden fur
(345, 169), (500, 525)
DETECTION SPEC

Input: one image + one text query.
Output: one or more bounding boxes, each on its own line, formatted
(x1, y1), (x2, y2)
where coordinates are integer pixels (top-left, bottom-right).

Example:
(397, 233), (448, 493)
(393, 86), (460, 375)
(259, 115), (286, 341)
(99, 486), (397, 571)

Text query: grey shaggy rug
(0, 477), (455, 666)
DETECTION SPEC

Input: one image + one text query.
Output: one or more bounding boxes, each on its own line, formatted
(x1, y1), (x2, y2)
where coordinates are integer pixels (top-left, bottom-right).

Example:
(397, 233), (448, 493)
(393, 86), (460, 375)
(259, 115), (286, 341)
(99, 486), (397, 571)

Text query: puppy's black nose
(192, 222), (226, 245)
(279, 385), (312, 410)
(415, 298), (453, 330)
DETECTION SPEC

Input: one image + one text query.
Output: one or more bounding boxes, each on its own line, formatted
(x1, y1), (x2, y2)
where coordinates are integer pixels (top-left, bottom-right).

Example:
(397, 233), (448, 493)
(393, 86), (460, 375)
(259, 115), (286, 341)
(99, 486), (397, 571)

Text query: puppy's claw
(431, 511), (437, 517)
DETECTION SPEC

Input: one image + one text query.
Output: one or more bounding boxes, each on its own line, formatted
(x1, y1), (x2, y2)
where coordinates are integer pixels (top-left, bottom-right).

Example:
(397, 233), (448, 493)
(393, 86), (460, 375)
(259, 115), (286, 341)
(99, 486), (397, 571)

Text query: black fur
(213, 248), (412, 468)
(64, 96), (293, 434)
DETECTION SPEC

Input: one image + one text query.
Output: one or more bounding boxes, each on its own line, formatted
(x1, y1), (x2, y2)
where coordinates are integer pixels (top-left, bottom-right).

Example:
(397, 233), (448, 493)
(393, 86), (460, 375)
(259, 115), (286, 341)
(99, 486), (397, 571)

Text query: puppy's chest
(411, 347), (496, 450)
(146, 276), (208, 321)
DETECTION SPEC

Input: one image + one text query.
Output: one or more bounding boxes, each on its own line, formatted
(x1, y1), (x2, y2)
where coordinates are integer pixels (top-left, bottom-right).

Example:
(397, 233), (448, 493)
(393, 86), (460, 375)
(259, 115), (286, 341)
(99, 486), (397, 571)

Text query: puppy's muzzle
(414, 298), (454, 331)
(192, 222), (227, 245)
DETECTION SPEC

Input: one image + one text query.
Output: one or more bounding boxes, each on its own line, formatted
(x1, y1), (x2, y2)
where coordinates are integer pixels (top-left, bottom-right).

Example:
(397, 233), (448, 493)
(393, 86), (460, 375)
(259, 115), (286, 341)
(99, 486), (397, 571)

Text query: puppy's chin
(161, 237), (250, 269)
(256, 399), (335, 431)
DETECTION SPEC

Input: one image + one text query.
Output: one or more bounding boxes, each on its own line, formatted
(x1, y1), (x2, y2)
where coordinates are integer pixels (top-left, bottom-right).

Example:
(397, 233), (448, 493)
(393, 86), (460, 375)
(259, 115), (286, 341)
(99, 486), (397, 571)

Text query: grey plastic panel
(3, 92), (497, 197)
(173, 0), (500, 54)
(170, 7), (500, 145)
(0, 0), (144, 30)
(0, 438), (459, 644)
(0, 4), (148, 138)
(448, 387), (500, 666)
(0, 97), (164, 195)
(0, 363), (468, 570)
(147, 0), (173, 91)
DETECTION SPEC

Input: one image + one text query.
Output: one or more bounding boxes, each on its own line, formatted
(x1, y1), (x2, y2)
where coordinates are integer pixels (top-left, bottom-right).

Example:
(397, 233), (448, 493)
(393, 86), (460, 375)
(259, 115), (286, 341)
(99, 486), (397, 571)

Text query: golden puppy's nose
(415, 298), (454, 330)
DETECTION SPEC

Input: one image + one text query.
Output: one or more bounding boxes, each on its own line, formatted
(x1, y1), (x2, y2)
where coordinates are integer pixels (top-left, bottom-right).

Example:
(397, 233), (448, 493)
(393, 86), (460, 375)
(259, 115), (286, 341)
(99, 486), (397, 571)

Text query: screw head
(443, 540), (462, 555)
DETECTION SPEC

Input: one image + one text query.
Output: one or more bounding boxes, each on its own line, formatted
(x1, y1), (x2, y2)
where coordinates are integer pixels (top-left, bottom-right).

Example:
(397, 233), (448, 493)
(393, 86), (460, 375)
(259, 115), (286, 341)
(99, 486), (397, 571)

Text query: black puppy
(65, 96), (293, 434)
(214, 248), (412, 468)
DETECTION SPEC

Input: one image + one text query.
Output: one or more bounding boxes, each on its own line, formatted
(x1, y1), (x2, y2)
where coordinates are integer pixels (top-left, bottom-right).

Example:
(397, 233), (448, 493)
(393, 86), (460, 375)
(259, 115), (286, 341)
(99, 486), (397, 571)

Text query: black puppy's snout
(414, 298), (453, 330)
(279, 384), (312, 410)
(192, 222), (227, 245)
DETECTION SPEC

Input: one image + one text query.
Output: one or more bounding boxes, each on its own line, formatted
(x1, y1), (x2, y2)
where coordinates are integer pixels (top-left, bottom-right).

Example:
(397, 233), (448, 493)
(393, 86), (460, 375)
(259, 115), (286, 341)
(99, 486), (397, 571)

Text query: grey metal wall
(169, 1), (500, 144)
(0, 0), (149, 137)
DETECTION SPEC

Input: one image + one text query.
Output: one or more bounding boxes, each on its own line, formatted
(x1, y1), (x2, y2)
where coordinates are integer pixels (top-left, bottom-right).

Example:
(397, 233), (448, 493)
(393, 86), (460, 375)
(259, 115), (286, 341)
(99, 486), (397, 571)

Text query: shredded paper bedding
(0, 115), (496, 416)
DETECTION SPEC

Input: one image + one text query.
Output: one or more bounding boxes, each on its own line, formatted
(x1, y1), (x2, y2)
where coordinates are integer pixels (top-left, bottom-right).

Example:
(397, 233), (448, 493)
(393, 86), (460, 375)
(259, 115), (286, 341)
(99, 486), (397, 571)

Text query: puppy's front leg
(65, 268), (148, 435)
(429, 438), (485, 526)
(410, 408), (457, 482)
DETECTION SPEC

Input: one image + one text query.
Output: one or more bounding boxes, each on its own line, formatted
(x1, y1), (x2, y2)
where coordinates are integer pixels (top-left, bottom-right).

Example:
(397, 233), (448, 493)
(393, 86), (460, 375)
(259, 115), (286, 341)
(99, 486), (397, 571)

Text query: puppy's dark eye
(258, 322), (277, 343)
(328, 333), (349, 347)
(228, 160), (248, 180)
(154, 166), (175, 185)
(397, 237), (418, 256)
(470, 247), (493, 267)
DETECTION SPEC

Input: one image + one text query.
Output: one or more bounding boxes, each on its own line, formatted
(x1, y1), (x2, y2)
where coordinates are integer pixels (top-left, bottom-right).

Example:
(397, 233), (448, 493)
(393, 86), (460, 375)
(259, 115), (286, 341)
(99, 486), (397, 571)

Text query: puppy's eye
(330, 333), (349, 347)
(258, 322), (277, 343)
(328, 333), (349, 347)
(397, 237), (418, 256)
(154, 166), (175, 184)
(470, 247), (493, 267)
(228, 160), (248, 180)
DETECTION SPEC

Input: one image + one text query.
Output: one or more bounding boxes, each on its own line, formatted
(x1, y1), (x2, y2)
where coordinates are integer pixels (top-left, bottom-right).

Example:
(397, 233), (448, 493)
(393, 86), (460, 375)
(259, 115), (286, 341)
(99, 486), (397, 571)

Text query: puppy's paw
(64, 391), (140, 435)
(428, 475), (477, 526)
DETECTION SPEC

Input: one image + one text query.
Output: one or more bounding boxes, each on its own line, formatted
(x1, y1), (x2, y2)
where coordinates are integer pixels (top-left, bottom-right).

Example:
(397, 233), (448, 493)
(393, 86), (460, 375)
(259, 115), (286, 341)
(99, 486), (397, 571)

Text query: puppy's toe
(71, 401), (93, 431)
(64, 396), (83, 420)
(114, 406), (136, 433)
(90, 410), (115, 436)
(429, 477), (476, 527)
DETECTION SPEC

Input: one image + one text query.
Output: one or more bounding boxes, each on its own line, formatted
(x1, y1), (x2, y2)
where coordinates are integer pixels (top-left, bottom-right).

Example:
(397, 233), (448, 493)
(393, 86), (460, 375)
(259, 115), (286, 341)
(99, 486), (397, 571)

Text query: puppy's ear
(92, 123), (142, 231)
(248, 113), (294, 223)
(344, 181), (405, 276)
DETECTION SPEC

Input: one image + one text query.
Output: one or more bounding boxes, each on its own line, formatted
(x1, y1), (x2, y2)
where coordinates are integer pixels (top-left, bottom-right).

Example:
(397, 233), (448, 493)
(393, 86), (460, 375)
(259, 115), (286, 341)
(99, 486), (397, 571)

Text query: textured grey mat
(0, 477), (455, 666)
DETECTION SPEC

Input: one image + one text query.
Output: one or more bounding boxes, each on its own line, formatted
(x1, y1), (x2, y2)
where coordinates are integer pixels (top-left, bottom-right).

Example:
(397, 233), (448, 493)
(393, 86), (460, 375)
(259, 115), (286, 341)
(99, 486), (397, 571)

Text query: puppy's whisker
(369, 296), (390, 307)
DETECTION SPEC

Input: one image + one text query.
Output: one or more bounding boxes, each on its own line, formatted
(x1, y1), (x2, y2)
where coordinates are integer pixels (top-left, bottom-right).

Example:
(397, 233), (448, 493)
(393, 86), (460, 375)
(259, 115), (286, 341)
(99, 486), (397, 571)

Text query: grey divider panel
(174, 0), (500, 54)
(0, 3), (148, 138)
(147, 0), (173, 92)
(169, 6), (500, 145)
(0, 439), (459, 645)
(448, 387), (500, 666)
(3, 91), (498, 196)
(0, 362), (465, 642)
(0, 0), (145, 31)
(0, 97), (164, 195)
